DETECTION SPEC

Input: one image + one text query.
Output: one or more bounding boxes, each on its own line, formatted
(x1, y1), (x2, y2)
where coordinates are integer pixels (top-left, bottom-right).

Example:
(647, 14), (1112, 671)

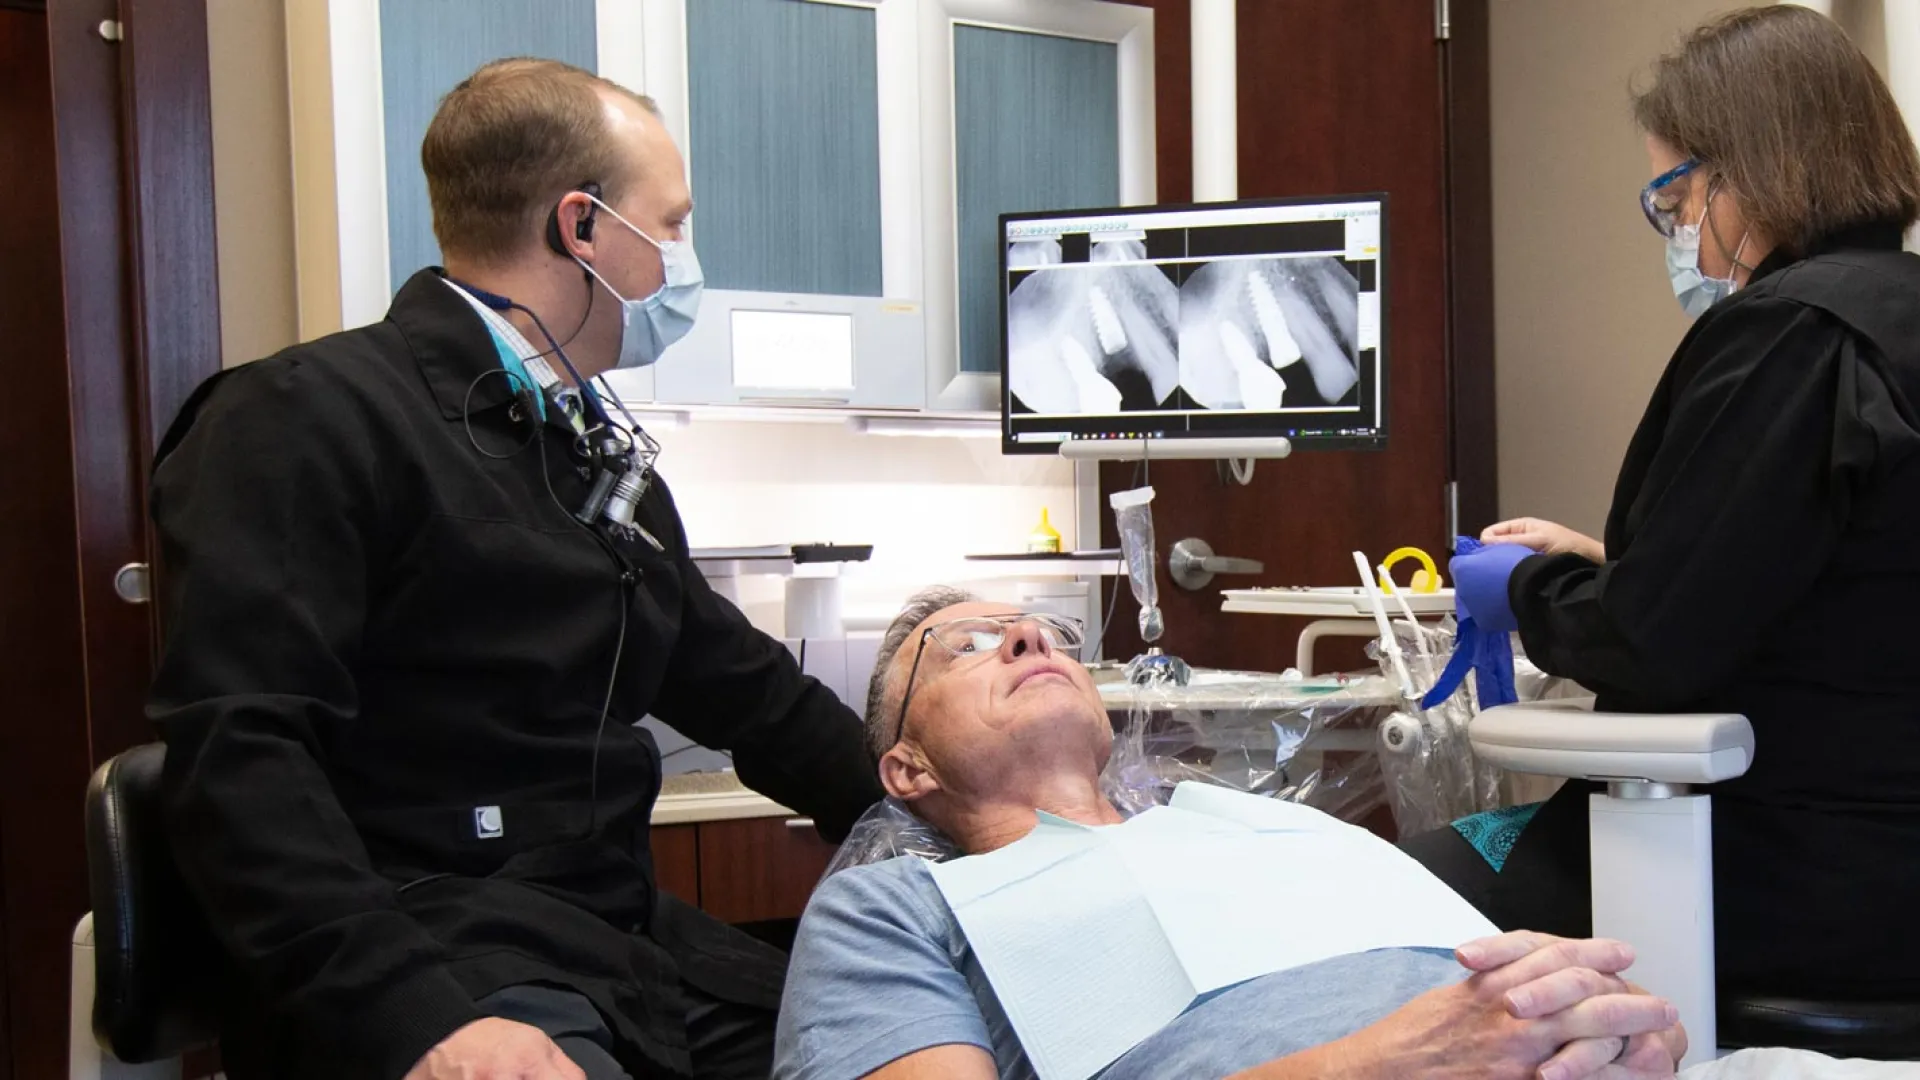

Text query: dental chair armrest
(1470, 699), (1755, 785)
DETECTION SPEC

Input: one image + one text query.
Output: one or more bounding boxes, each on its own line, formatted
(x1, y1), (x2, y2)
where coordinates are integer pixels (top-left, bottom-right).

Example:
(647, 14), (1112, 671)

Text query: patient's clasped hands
(1351, 931), (1683, 1079)
(1231, 930), (1685, 1080)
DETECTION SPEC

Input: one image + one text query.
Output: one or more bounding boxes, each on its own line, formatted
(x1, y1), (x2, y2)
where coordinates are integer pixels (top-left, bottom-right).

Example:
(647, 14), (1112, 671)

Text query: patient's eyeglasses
(891, 613), (1087, 748)
(1641, 158), (1701, 238)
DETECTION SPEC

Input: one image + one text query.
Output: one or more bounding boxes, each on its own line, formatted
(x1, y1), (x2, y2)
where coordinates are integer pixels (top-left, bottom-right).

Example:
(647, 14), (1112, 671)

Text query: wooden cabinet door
(695, 817), (838, 924)
(1, 3), (220, 1076)
(1101, 0), (1493, 675)
(651, 824), (702, 905)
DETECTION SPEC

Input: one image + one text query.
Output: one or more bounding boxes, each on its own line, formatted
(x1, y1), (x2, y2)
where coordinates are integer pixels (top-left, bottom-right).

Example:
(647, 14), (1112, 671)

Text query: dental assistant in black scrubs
(1405, 6), (1920, 1003)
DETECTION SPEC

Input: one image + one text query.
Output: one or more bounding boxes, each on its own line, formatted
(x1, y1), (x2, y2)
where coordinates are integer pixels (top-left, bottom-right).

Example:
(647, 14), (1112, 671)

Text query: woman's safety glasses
(892, 613), (1088, 747)
(1641, 158), (1700, 238)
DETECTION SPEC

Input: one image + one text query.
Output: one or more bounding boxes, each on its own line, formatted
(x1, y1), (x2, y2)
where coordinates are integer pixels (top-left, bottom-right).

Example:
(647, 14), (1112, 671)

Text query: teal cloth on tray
(1451, 802), (1544, 872)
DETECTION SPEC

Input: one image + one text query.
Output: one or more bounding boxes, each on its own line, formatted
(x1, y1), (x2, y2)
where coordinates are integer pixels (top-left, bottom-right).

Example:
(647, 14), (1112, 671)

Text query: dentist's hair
(1632, 5), (1920, 258)
(865, 586), (980, 760)
(423, 58), (661, 266)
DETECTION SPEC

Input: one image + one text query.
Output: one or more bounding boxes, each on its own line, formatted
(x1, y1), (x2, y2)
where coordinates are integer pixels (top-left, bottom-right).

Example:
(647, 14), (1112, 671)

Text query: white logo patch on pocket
(474, 805), (504, 839)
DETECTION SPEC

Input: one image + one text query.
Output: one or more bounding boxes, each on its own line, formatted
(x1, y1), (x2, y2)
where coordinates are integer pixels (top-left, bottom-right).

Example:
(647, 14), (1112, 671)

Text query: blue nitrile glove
(1420, 537), (1524, 711)
(1450, 536), (1533, 634)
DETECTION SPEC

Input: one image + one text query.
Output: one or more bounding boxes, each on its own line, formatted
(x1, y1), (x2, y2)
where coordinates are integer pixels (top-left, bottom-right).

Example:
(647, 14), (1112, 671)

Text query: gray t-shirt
(773, 856), (1465, 1080)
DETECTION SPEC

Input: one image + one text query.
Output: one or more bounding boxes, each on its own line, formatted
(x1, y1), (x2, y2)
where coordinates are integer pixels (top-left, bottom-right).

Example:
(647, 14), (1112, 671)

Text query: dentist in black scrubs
(149, 58), (881, 1080)
(1406, 6), (1920, 1004)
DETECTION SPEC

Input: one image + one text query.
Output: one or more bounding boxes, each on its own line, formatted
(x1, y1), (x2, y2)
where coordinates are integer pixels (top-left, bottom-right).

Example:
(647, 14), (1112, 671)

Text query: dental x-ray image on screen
(1176, 256), (1359, 411)
(1000, 194), (1386, 454)
(1006, 236), (1181, 413)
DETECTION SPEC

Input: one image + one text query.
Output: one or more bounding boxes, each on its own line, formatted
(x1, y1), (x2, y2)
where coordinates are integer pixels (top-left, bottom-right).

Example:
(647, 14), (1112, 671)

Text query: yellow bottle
(1027, 507), (1062, 554)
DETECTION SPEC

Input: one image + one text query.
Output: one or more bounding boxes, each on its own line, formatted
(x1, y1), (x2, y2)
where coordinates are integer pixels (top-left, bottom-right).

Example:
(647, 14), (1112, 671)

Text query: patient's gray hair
(865, 585), (980, 759)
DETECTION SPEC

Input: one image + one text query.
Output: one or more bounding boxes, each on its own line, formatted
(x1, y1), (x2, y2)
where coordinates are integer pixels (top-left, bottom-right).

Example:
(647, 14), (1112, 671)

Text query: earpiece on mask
(544, 182), (604, 259)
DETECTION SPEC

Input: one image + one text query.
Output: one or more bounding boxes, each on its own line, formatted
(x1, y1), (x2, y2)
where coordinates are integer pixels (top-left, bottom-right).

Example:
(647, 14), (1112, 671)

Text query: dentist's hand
(1482, 519), (1605, 563)
(1458, 931), (1686, 1078)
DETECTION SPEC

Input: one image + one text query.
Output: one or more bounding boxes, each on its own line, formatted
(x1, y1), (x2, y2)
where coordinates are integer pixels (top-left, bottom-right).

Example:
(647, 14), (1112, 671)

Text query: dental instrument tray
(1221, 586), (1455, 618)
(791, 543), (872, 564)
(693, 543), (873, 565)
(961, 550), (1129, 578)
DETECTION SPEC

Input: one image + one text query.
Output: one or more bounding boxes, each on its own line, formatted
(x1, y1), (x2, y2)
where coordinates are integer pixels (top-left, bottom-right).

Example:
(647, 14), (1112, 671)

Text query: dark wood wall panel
(1104, 1), (1455, 674)
(1, 1), (217, 1073)
(1445, 0), (1498, 535)
(54, 0), (155, 766)
(122, 0), (223, 507)
(0, 9), (96, 1077)
(0, 848), (7, 1078)
(1144, 0), (1190, 205)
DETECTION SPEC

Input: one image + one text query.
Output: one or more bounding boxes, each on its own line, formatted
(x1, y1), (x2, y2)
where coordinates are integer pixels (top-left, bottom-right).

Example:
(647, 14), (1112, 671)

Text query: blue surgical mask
(1664, 199), (1748, 318)
(573, 196), (704, 368)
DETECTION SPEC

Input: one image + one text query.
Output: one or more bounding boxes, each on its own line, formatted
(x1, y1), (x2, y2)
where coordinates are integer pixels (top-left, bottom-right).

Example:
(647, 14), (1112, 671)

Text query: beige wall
(1488, 0), (1896, 534)
(1488, 0), (1760, 536)
(1838, 0), (1888, 71)
(206, 0), (299, 367)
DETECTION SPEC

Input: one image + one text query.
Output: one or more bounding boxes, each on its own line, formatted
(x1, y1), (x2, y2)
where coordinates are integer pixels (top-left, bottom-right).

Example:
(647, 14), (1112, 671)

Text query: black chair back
(85, 742), (223, 1062)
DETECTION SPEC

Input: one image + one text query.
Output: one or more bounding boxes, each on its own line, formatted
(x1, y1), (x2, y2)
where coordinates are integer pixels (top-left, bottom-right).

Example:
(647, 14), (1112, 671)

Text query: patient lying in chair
(773, 589), (1687, 1080)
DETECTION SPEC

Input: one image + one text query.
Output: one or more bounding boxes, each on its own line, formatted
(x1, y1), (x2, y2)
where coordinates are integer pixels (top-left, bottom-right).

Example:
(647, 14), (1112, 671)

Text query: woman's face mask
(572, 194), (705, 369)
(1662, 181), (1749, 318)
(1666, 219), (1736, 317)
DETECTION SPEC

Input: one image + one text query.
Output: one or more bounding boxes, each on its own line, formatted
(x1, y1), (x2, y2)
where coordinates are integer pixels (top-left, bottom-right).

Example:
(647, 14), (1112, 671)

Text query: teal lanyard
(477, 322), (590, 439)
(449, 278), (588, 437)
(479, 323), (548, 423)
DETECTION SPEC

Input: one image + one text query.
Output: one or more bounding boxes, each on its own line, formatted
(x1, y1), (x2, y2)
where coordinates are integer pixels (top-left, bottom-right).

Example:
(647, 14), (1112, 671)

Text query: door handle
(114, 563), (152, 605)
(1169, 539), (1265, 591)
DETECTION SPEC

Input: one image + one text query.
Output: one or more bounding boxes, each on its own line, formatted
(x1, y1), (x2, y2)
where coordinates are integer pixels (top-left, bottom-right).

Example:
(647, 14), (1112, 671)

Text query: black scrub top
(1510, 223), (1920, 995)
(146, 269), (885, 1078)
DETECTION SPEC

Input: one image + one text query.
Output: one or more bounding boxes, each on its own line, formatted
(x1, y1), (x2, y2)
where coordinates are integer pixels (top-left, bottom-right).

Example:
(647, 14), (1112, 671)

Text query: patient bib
(927, 783), (1498, 1080)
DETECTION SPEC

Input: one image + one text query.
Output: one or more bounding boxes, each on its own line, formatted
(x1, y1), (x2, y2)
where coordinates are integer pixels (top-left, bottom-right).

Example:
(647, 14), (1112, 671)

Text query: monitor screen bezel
(996, 190), (1391, 456)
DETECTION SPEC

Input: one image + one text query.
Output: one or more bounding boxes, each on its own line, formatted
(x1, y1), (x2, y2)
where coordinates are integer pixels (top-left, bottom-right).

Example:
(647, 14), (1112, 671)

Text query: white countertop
(651, 771), (801, 826)
(1220, 586), (1455, 618)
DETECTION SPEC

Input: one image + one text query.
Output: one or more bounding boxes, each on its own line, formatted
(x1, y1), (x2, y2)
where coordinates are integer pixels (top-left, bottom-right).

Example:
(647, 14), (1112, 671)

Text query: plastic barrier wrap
(1513, 651), (1583, 703)
(1368, 621), (1585, 835)
(825, 670), (1403, 877)
(824, 796), (962, 877)
(1098, 670), (1399, 824)
(1110, 486), (1164, 643)
(1365, 619), (1489, 835)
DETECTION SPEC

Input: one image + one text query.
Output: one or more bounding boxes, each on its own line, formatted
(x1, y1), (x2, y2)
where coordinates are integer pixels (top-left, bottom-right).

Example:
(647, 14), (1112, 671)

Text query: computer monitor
(999, 193), (1386, 455)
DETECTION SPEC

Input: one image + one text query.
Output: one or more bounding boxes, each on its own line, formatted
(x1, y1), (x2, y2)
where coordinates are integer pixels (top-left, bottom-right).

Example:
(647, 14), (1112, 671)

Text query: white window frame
(910, 0), (1155, 410)
(287, 0), (390, 342)
(287, 0), (1151, 412)
(290, 0), (682, 400)
(633, 0), (926, 305)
